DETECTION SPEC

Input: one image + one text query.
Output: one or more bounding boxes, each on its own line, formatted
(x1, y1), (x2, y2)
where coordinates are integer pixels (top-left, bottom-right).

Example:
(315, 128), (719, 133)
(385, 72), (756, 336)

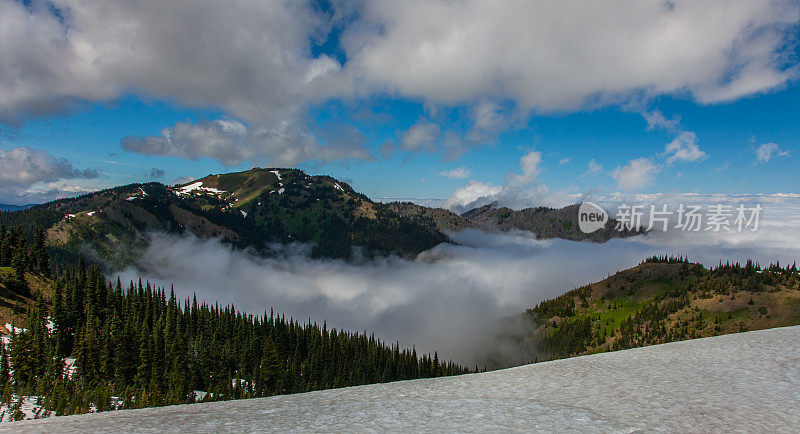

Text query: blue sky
(1, 0), (799, 206)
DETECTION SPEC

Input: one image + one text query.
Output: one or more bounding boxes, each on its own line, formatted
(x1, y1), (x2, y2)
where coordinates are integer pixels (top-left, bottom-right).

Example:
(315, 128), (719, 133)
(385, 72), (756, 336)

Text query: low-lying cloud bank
(117, 198), (800, 367)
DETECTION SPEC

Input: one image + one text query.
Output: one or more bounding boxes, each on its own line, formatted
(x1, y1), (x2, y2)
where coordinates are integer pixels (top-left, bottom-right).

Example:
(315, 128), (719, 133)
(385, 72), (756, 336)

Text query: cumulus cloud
(117, 195), (800, 366)
(345, 0), (798, 110)
(664, 131), (707, 164)
(399, 121), (441, 153)
(463, 101), (522, 148)
(0, 182), (101, 206)
(0, 146), (101, 204)
(4, 0), (795, 123)
(0, 146), (98, 189)
(612, 158), (659, 191)
(122, 119), (372, 166)
(755, 142), (790, 163)
(506, 150), (542, 186)
(398, 103), (523, 160)
(438, 167), (470, 179)
(606, 129), (705, 192)
(2, 0), (797, 163)
(471, 102), (512, 135)
(0, 0), (346, 126)
(441, 150), (577, 213)
(642, 109), (680, 132)
(440, 181), (504, 213)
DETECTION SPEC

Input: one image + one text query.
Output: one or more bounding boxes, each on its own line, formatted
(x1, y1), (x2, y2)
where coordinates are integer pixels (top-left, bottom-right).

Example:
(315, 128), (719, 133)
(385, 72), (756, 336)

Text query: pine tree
(255, 339), (282, 396)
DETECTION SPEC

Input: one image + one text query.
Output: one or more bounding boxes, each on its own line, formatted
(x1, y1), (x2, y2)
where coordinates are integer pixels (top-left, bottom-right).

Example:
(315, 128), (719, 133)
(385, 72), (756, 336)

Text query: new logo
(578, 202), (608, 234)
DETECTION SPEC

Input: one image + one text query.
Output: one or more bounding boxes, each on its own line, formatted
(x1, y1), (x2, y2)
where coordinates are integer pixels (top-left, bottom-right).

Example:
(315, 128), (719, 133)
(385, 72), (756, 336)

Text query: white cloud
(465, 101), (520, 146)
(400, 121), (441, 153)
(345, 0), (798, 110)
(664, 131), (707, 164)
(558, 158), (570, 165)
(0, 0), (796, 166)
(441, 150), (577, 212)
(755, 142), (790, 163)
(0, 182), (102, 206)
(438, 167), (470, 179)
(506, 150), (542, 186)
(119, 195), (800, 365)
(0, 0), (347, 126)
(585, 159), (604, 176)
(122, 119), (372, 166)
(440, 180), (503, 212)
(642, 109), (680, 132)
(603, 130), (705, 192)
(612, 158), (658, 191)
(0, 146), (98, 189)
(471, 102), (509, 134)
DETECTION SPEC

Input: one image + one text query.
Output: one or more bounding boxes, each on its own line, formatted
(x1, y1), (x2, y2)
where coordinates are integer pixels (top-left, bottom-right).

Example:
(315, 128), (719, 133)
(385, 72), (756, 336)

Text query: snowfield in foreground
(9, 326), (800, 432)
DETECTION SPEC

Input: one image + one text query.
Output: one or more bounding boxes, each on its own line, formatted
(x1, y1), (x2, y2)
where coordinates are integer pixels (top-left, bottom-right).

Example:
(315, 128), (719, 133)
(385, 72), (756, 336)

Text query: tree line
(0, 224), (470, 420)
(527, 259), (800, 359)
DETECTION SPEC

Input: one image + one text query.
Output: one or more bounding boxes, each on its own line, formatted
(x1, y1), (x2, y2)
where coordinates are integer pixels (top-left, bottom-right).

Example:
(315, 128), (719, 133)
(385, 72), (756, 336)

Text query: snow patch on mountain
(12, 326), (800, 431)
(176, 181), (225, 196)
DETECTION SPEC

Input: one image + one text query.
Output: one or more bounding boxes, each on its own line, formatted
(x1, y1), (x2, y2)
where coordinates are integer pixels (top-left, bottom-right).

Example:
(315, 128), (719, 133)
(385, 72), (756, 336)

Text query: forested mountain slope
(387, 202), (643, 241)
(1, 168), (447, 268)
(0, 224), (470, 422)
(526, 256), (800, 360)
(2, 168), (644, 270)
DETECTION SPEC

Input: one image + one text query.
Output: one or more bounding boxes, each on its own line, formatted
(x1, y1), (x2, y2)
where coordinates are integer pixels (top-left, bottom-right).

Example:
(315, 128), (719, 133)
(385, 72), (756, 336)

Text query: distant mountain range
(387, 201), (641, 242)
(0, 203), (34, 212)
(1, 168), (640, 268)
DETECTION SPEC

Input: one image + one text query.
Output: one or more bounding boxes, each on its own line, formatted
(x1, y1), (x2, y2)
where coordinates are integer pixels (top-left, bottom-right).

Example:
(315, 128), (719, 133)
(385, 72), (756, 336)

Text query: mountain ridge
(3, 167), (641, 269)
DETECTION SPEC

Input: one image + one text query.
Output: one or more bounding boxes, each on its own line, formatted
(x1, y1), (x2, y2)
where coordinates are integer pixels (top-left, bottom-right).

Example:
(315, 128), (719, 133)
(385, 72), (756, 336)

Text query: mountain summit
(3, 167), (640, 269)
(23, 168), (444, 267)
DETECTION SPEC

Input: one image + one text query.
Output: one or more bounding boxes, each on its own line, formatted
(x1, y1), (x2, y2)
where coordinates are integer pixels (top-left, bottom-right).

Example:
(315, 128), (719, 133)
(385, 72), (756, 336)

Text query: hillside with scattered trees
(527, 256), (800, 360)
(0, 224), (470, 422)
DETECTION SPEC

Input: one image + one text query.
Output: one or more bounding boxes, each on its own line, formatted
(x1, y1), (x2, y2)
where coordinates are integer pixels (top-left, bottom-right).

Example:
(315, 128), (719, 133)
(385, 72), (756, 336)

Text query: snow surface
(0, 396), (52, 422)
(176, 181), (225, 196)
(334, 182), (344, 192)
(4, 324), (24, 335)
(63, 358), (77, 379)
(8, 326), (800, 432)
(86, 211), (96, 216)
(0, 395), (124, 423)
(269, 170), (282, 181)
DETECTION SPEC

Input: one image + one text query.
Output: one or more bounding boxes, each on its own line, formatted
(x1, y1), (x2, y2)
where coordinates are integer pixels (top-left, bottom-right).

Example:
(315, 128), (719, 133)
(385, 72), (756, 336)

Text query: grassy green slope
(526, 257), (800, 360)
